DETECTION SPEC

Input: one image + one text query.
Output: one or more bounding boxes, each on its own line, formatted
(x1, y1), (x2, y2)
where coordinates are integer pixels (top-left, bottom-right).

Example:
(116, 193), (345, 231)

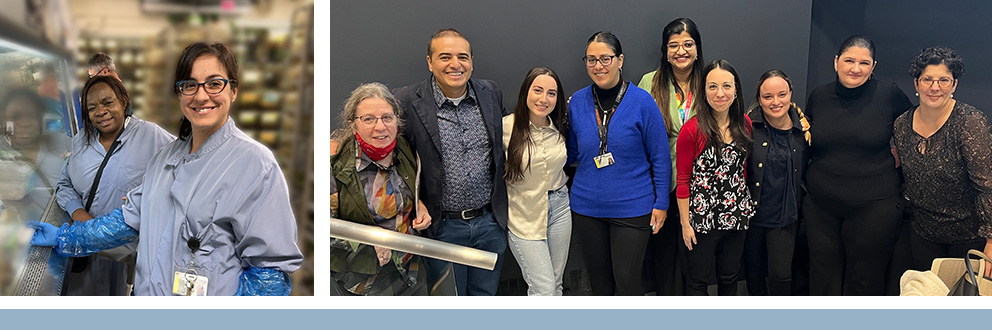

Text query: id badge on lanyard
(173, 223), (210, 296)
(592, 82), (628, 169)
(678, 91), (693, 125)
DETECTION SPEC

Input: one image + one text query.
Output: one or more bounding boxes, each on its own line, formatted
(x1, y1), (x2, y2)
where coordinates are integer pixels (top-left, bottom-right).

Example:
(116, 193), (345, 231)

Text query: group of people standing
(331, 17), (992, 296)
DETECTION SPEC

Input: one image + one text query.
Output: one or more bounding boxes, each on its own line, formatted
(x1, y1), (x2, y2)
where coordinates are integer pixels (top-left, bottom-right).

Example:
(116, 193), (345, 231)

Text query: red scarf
(355, 132), (395, 161)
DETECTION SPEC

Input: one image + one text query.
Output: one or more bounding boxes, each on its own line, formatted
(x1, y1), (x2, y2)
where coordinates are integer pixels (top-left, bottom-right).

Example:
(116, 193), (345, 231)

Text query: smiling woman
(803, 35), (913, 296)
(567, 31), (671, 296)
(330, 82), (432, 296)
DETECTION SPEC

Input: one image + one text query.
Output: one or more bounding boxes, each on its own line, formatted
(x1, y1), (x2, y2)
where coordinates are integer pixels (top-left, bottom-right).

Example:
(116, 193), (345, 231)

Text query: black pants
(573, 211), (651, 296)
(683, 229), (746, 296)
(804, 194), (903, 295)
(909, 229), (985, 271)
(644, 192), (685, 295)
(743, 222), (798, 296)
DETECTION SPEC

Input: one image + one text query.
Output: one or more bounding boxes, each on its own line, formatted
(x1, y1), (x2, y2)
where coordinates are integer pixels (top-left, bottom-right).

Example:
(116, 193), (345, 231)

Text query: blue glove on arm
(27, 221), (58, 246)
(237, 267), (292, 296)
(28, 208), (138, 257)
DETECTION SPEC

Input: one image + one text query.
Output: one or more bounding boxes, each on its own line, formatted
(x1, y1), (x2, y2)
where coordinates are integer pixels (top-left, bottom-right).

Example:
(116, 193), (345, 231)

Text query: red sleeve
(676, 119), (704, 199)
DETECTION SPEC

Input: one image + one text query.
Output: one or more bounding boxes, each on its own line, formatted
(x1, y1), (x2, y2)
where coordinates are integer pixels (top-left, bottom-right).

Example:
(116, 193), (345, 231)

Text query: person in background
(892, 47), (992, 276)
(503, 67), (570, 296)
(676, 59), (753, 296)
(0, 87), (71, 201)
(803, 35), (912, 295)
(392, 28), (510, 296)
(330, 82), (431, 295)
(743, 69), (810, 296)
(30, 42), (303, 295)
(567, 31), (670, 296)
(55, 75), (174, 295)
(637, 17), (704, 296)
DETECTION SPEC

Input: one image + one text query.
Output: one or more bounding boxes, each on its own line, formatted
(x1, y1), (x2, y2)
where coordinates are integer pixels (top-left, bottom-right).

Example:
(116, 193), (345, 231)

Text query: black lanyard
(591, 81), (628, 155)
(84, 119), (127, 212)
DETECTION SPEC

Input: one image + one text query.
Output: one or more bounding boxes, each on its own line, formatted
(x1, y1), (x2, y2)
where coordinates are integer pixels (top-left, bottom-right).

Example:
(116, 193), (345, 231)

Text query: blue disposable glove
(236, 267), (292, 296)
(27, 221), (59, 247)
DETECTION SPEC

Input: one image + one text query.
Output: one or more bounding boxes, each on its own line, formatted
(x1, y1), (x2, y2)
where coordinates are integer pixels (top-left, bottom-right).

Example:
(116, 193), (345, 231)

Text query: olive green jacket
(330, 136), (419, 274)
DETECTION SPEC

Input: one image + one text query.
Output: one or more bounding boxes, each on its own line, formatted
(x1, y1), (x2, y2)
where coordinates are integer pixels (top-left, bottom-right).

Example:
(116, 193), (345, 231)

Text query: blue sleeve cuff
(56, 208), (137, 257)
(237, 267), (292, 296)
(64, 199), (84, 215)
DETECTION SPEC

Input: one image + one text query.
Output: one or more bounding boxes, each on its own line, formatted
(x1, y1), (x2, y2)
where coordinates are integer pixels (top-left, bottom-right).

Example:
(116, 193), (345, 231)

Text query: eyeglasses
(706, 83), (735, 93)
(918, 76), (954, 88)
(583, 55), (617, 67)
(667, 41), (695, 52)
(88, 67), (111, 78)
(175, 78), (236, 96)
(354, 114), (397, 127)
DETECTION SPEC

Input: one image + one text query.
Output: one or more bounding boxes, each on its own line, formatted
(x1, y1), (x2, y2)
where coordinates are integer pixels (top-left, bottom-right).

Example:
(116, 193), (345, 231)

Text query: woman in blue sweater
(567, 31), (671, 295)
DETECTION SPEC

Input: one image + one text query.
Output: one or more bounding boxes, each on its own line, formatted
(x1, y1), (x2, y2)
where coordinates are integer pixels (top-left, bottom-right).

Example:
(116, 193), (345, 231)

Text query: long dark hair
(504, 67), (568, 183)
(651, 18), (704, 137)
(174, 42), (239, 140)
(80, 75), (131, 143)
(697, 59), (751, 155)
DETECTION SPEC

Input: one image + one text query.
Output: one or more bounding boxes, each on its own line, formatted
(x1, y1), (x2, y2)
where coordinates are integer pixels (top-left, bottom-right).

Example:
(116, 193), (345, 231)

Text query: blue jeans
(427, 208), (507, 295)
(507, 185), (572, 296)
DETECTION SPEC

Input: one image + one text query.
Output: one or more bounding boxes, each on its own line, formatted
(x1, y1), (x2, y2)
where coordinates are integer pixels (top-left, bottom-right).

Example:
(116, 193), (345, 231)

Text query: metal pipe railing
(329, 218), (497, 270)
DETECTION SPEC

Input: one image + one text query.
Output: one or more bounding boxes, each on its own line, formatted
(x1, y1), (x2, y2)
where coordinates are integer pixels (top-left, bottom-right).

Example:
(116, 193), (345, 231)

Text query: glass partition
(0, 37), (76, 296)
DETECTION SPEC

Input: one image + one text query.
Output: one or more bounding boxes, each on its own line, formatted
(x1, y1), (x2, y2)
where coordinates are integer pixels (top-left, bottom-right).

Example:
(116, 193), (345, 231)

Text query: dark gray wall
(807, 0), (992, 116)
(329, 0), (814, 134)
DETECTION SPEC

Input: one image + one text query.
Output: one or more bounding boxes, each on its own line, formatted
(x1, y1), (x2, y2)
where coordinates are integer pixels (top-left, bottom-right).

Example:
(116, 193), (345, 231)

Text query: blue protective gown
(55, 117), (174, 295)
(122, 118), (303, 295)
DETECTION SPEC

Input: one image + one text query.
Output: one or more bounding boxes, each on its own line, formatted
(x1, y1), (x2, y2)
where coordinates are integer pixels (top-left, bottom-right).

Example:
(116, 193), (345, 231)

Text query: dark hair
(504, 67), (568, 183)
(80, 75), (131, 143)
(837, 35), (876, 59)
(748, 69), (793, 114)
(87, 52), (117, 73)
(586, 31), (623, 56)
(0, 87), (46, 138)
(909, 47), (964, 79)
(427, 28), (470, 57)
(650, 18), (704, 137)
(697, 59), (751, 155)
(174, 42), (239, 140)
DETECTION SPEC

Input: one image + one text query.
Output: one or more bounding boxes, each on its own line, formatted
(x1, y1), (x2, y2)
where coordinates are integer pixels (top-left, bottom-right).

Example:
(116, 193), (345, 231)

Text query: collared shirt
(431, 78), (493, 211)
(502, 114), (567, 240)
(123, 118), (303, 295)
(56, 117), (175, 217)
(354, 144), (413, 232)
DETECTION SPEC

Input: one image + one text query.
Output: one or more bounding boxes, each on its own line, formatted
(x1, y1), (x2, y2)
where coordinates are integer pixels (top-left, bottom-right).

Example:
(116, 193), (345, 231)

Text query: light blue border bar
(0, 309), (984, 329)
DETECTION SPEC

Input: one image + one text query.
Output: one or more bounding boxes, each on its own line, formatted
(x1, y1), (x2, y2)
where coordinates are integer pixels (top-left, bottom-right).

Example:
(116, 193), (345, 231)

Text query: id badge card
(594, 152), (615, 169)
(172, 270), (209, 296)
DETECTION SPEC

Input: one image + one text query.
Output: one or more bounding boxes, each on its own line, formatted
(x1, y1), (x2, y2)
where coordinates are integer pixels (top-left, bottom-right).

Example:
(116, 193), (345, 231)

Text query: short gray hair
(332, 82), (405, 142)
(86, 52), (117, 73)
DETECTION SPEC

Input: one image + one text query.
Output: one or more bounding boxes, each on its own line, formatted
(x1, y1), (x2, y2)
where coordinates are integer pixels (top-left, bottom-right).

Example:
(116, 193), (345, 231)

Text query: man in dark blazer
(392, 28), (509, 296)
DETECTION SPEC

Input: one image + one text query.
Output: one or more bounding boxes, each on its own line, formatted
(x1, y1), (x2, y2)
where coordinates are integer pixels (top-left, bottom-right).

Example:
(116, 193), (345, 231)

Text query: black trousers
(682, 229), (746, 296)
(909, 229), (985, 271)
(644, 192), (685, 295)
(743, 222), (798, 296)
(573, 211), (651, 296)
(804, 194), (903, 295)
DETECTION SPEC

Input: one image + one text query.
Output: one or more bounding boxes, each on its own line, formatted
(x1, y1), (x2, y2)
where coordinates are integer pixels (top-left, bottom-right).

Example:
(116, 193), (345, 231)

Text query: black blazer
(392, 77), (509, 238)
(747, 105), (810, 227)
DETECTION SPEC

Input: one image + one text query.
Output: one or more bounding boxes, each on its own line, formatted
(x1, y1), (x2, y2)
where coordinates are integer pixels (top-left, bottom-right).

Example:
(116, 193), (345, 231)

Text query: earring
(951, 94), (954, 98)
(915, 92), (919, 96)
(619, 67), (623, 74)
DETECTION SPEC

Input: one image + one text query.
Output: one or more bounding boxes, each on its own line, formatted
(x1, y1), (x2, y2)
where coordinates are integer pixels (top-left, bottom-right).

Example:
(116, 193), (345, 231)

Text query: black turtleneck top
(593, 79), (623, 111)
(804, 78), (912, 203)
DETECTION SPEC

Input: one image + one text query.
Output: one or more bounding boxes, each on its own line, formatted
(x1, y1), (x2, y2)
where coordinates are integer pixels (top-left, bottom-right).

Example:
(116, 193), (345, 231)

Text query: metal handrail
(329, 218), (497, 270)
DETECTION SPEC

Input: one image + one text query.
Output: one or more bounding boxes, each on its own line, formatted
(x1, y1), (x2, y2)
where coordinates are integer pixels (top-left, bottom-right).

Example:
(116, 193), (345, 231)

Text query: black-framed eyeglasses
(88, 67), (111, 79)
(354, 114), (397, 127)
(175, 78), (236, 96)
(583, 55), (617, 67)
(918, 76), (954, 88)
(667, 41), (695, 51)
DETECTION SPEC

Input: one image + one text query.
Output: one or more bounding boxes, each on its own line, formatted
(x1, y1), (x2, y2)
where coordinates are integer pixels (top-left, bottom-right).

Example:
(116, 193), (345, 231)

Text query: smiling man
(392, 28), (509, 296)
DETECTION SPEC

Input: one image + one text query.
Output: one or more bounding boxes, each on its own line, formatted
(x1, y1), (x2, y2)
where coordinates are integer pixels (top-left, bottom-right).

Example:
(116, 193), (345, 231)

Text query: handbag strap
(83, 125), (126, 212)
(964, 249), (991, 286)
